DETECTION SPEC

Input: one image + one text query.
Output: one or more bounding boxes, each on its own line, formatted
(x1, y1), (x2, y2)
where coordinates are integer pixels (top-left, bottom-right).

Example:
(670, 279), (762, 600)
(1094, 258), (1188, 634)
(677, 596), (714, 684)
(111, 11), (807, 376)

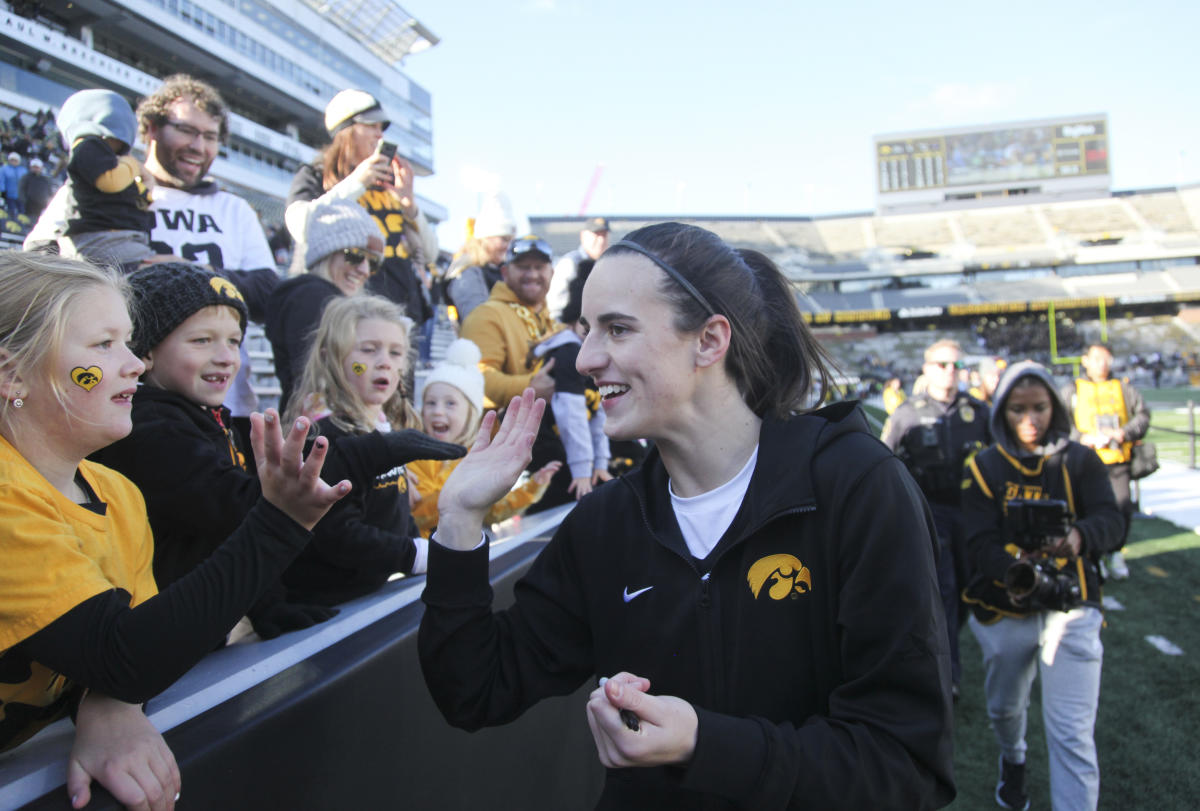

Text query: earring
(12, 396), (23, 408)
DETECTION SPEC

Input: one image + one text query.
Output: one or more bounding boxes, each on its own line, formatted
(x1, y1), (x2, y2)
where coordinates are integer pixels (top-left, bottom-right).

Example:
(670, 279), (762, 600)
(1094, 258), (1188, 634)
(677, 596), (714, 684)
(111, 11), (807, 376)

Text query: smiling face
(421, 381), (472, 445)
(24, 286), (145, 462)
(344, 318), (408, 421)
(327, 235), (384, 296)
(1004, 376), (1054, 453)
(143, 305), (243, 407)
(145, 96), (221, 189)
(481, 235), (512, 266)
(501, 255), (553, 309)
(576, 255), (703, 443)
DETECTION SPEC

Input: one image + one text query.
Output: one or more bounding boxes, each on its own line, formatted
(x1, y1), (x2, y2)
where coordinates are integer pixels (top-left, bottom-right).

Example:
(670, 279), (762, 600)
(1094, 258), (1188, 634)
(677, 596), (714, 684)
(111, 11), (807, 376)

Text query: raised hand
(531, 460), (563, 486)
(67, 693), (180, 811)
(585, 672), (698, 769)
(436, 388), (545, 550)
(348, 150), (393, 191)
(251, 409), (350, 531)
(391, 156), (416, 215)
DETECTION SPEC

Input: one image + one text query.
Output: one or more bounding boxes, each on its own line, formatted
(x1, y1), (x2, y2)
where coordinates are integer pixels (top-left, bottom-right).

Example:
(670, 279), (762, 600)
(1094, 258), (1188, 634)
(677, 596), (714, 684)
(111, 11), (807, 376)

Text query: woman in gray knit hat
(265, 200), (385, 411)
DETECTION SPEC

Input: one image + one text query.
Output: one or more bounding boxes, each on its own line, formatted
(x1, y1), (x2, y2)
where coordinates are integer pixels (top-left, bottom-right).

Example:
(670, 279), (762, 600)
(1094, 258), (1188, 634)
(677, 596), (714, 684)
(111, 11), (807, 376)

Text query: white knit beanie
(423, 339), (485, 413)
(472, 194), (516, 239)
(304, 201), (381, 268)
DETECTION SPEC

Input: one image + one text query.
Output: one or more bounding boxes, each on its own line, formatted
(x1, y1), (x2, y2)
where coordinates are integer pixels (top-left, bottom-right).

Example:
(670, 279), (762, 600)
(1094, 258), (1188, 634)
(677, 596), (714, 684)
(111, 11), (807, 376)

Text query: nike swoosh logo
(623, 586), (654, 603)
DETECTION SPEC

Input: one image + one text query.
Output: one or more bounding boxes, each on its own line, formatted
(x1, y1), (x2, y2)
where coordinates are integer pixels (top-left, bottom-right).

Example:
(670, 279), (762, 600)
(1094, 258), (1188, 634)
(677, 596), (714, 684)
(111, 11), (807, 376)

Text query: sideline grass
(947, 516), (1200, 809)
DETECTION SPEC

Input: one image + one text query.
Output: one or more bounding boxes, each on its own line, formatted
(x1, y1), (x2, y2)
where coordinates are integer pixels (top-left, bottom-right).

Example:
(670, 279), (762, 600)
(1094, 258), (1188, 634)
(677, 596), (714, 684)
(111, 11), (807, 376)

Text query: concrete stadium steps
(1043, 200), (1140, 242)
(958, 207), (1045, 248)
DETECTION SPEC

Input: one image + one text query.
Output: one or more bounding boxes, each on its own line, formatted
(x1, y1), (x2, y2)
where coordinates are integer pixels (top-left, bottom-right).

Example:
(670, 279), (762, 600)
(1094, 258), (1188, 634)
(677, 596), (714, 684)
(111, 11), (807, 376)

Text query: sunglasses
(928, 360), (965, 370)
(342, 249), (382, 274)
(507, 236), (553, 262)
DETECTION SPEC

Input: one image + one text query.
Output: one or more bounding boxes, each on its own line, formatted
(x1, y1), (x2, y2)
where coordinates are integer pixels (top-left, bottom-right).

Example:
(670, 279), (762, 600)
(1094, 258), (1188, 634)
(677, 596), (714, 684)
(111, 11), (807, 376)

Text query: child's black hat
(127, 261), (248, 359)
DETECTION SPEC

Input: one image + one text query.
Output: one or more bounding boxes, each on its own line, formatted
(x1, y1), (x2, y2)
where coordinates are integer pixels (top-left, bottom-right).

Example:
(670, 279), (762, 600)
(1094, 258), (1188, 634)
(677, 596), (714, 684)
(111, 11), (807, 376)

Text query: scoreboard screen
(876, 117), (1108, 193)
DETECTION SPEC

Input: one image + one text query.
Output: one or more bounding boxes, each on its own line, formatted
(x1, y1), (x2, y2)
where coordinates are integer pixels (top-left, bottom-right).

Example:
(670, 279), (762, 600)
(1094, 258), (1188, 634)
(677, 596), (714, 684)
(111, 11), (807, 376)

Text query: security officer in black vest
(882, 339), (991, 695)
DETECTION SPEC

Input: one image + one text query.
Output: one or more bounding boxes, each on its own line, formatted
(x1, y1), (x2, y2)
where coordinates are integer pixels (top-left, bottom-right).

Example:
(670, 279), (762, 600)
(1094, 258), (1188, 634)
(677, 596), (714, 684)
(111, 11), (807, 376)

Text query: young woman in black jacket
(961, 360), (1123, 811)
(419, 223), (957, 810)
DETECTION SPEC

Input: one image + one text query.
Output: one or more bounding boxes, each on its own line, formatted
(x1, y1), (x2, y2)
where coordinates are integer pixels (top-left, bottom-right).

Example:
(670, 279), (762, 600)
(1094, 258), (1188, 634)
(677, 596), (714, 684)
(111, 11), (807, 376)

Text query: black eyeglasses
(164, 120), (221, 144)
(506, 236), (553, 263)
(342, 249), (382, 274)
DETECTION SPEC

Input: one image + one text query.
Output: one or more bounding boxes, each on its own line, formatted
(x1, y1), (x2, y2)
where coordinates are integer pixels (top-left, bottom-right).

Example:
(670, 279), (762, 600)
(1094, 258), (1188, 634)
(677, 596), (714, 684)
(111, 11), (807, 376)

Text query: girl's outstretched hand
(251, 409), (350, 531)
(436, 389), (545, 549)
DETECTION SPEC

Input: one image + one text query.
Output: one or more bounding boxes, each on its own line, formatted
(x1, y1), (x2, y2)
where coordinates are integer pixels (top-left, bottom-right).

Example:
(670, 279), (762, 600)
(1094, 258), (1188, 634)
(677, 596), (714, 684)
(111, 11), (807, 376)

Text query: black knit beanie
(127, 261), (249, 359)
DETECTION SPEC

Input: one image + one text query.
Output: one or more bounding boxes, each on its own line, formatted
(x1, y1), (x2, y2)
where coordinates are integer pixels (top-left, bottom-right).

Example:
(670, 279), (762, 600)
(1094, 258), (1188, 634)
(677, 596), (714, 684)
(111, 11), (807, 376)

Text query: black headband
(608, 240), (716, 316)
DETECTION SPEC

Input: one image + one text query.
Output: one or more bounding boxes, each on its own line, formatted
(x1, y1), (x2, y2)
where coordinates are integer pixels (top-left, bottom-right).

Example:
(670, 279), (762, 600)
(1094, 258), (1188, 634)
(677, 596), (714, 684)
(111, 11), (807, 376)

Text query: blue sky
(404, 0), (1200, 246)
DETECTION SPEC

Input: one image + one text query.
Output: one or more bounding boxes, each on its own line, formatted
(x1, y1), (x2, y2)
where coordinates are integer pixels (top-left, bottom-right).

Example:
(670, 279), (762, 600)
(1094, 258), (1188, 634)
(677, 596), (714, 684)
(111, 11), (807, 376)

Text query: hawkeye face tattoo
(71, 366), (103, 390)
(352, 362), (367, 376)
(29, 287), (145, 458)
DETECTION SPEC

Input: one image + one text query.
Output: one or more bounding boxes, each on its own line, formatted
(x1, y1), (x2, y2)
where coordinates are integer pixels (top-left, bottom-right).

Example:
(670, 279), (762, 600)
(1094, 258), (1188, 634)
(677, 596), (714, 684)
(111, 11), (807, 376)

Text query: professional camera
(1004, 557), (1082, 612)
(1004, 498), (1073, 552)
(1002, 498), (1081, 612)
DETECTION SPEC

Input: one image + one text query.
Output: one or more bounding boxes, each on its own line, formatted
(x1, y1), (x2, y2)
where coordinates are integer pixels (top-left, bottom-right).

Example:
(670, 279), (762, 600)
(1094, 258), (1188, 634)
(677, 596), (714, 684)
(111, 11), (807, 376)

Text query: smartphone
(376, 141), (398, 160)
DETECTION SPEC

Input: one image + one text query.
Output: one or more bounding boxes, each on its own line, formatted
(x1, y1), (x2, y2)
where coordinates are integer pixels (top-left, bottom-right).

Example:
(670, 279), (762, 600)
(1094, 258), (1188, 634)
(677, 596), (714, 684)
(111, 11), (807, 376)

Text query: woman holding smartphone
(285, 88), (436, 335)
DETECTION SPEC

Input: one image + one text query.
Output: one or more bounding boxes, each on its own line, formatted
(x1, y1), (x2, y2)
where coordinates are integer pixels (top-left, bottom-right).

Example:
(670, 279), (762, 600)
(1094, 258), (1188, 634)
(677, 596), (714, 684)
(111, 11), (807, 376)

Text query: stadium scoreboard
(875, 115), (1109, 194)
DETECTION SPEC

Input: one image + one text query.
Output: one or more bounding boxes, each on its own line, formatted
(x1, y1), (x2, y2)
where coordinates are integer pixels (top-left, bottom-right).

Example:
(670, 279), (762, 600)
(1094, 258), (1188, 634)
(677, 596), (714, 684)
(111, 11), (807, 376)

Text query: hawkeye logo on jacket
(747, 554), (812, 600)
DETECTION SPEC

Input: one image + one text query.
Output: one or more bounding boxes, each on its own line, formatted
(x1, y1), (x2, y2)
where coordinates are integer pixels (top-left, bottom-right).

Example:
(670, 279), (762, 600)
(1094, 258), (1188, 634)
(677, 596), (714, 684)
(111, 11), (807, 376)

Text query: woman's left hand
(585, 672), (698, 769)
(67, 693), (180, 811)
(390, 157), (416, 217)
(1045, 527), (1083, 557)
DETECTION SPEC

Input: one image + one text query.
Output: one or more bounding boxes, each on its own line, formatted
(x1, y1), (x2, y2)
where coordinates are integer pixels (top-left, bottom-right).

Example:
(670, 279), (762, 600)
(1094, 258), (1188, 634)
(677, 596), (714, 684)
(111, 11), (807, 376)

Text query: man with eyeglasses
(882, 338), (991, 697)
(460, 235), (573, 511)
(26, 75), (278, 432)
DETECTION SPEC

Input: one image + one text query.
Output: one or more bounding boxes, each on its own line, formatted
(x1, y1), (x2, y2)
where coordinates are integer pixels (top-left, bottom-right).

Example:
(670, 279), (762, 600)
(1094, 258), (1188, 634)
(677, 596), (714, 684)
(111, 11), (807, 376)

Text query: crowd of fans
(0, 74), (1178, 811)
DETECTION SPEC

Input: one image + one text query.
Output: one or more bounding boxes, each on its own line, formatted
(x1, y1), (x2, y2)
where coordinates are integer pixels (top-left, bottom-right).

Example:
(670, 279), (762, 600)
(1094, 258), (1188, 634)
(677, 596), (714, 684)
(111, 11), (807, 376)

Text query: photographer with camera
(882, 339), (991, 695)
(961, 360), (1122, 811)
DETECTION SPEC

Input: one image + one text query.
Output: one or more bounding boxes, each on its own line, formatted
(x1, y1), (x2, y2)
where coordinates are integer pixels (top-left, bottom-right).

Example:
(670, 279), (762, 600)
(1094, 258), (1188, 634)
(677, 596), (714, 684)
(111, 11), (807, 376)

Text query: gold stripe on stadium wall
(1029, 297), (1112, 311)
(833, 309), (892, 323)
(947, 302), (1029, 316)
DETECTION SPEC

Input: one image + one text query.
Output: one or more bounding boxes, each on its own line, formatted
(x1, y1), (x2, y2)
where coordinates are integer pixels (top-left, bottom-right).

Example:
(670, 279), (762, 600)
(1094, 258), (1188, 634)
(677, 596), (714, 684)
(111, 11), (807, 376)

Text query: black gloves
(249, 600), (339, 640)
(322, 429), (466, 488)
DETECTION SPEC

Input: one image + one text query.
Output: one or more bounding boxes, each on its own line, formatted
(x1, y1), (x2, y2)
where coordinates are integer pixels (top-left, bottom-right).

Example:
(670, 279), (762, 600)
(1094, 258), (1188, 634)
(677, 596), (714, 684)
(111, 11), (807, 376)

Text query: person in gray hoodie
(55, 88), (155, 269)
(960, 359), (1123, 811)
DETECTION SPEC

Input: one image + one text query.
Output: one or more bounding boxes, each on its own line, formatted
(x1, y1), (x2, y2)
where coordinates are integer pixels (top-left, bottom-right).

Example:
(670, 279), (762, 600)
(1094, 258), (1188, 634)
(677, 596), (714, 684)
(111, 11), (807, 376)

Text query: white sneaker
(1107, 551), (1130, 580)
